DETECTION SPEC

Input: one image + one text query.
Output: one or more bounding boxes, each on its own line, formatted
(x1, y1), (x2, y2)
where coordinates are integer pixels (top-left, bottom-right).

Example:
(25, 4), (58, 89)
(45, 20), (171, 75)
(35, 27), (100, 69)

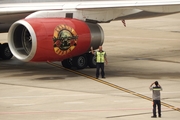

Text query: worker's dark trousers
(96, 63), (105, 78)
(153, 100), (161, 117)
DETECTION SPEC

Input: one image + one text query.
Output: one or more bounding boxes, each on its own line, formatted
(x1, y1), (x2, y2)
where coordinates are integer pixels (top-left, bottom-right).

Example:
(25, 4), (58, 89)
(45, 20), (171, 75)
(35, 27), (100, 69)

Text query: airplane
(0, 0), (180, 69)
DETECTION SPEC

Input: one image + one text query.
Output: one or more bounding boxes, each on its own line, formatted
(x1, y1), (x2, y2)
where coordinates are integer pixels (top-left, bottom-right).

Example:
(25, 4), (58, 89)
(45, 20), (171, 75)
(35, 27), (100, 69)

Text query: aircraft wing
(77, 0), (180, 12)
(0, 0), (180, 20)
(0, 1), (180, 14)
(0, 2), (63, 15)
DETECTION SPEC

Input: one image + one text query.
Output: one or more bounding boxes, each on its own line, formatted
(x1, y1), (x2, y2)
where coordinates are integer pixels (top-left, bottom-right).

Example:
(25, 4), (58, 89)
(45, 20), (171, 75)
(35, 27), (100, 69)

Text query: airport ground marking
(47, 61), (180, 112)
(0, 109), (174, 115)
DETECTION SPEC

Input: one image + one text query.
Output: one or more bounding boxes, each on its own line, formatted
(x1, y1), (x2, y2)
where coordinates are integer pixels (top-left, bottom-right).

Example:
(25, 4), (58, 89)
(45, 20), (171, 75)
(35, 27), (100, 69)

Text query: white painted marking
(106, 36), (179, 41)
(114, 100), (133, 103)
(112, 91), (180, 96)
(13, 104), (36, 106)
(166, 98), (180, 101)
(64, 102), (84, 104)
(0, 94), (100, 99)
(1, 91), (179, 100)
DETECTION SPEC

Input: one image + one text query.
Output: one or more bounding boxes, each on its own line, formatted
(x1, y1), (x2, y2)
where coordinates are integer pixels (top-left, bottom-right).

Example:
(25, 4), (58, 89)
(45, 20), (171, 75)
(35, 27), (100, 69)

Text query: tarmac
(0, 13), (180, 120)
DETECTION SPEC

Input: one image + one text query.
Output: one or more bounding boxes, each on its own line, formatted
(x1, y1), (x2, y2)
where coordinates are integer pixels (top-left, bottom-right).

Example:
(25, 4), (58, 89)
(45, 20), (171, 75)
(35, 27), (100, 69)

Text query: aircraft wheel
(73, 54), (87, 69)
(61, 58), (73, 69)
(87, 53), (96, 68)
(0, 43), (13, 60)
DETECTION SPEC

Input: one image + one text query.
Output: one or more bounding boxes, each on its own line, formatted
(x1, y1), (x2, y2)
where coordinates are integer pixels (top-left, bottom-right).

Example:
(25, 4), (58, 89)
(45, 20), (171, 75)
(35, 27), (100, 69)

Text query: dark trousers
(96, 63), (105, 78)
(153, 100), (161, 117)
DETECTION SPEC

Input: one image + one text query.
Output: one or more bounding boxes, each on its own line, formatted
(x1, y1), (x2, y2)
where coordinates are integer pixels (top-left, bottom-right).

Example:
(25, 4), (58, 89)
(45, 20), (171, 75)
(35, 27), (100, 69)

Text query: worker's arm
(90, 47), (94, 54)
(149, 82), (154, 90)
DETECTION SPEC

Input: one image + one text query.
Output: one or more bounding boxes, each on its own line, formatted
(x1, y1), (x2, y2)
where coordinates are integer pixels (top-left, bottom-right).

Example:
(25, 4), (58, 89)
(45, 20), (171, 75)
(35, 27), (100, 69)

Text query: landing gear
(61, 58), (73, 69)
(73, 54), (87, 69)
(0, 43), (13, 60)
(61, 53), (96, 69)
(87, 53), (96, 68)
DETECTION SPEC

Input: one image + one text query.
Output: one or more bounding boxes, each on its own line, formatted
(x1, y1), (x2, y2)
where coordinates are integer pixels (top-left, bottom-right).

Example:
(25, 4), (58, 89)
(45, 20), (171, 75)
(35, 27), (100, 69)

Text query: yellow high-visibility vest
(96, 51), (105, 63)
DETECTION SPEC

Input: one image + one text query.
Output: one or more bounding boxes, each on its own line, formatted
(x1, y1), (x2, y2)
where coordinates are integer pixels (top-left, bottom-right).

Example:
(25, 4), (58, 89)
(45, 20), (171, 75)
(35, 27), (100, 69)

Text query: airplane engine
(8, 18), (104, 63)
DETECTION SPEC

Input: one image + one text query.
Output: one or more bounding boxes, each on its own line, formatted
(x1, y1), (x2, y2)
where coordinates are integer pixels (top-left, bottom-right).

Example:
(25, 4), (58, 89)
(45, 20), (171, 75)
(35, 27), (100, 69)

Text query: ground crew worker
(91, 46), (108, 79)
(149, 81), (162, 118)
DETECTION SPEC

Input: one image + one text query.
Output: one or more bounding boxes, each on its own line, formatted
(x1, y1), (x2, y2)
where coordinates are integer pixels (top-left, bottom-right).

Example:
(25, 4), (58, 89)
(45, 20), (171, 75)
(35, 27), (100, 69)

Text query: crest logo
(53, 24), (78, 56)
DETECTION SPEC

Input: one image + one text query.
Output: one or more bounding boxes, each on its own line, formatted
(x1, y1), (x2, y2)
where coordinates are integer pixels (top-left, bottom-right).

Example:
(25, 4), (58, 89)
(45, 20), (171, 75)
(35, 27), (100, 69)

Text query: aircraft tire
(61, 58), (73, 69)
(73, 54), (87, 69)
(0, 43), (13, 60)
(87, 53), (96, 68)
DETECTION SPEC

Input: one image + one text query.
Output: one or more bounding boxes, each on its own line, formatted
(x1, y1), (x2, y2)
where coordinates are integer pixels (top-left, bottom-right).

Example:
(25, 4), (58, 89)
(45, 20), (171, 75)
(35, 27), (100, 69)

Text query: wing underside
(0, 0), (180, 32)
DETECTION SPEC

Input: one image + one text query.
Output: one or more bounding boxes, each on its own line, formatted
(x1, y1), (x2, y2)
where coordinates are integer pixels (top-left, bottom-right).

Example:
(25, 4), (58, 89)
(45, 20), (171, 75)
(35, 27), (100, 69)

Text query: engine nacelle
(8, 18), (104, 62)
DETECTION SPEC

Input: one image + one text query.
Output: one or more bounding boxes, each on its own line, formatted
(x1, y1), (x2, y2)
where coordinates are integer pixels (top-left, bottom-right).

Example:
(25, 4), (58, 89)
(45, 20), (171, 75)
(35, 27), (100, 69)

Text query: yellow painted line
(47, 61), (180, 112)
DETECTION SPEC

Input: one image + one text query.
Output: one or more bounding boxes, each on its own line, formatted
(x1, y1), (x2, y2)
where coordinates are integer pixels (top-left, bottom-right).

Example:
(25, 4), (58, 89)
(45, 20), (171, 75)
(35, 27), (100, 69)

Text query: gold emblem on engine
(53, 24), (78, 56)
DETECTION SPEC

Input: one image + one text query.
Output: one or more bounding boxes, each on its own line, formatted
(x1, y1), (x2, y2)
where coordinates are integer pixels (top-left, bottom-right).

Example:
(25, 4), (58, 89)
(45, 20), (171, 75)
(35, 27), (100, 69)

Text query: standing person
(149, 81), (162, 118)
(91, 46), (108, 79)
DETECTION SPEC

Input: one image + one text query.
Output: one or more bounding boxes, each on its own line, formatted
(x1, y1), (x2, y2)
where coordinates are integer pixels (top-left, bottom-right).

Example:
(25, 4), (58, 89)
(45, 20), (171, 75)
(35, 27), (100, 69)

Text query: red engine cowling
(8, 18), (104, 62)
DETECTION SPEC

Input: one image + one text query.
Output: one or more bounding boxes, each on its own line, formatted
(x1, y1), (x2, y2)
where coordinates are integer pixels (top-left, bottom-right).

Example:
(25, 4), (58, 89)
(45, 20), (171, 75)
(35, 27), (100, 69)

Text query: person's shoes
(102, 77), (106, 78)
(151, 116), (157, 118)
(96, 77), (99, 79)
(159, 115), (161, 118)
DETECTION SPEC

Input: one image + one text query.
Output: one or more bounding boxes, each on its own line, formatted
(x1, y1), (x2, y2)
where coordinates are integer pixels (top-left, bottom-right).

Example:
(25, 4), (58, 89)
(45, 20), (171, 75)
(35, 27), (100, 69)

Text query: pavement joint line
(46, 61), (180, 112)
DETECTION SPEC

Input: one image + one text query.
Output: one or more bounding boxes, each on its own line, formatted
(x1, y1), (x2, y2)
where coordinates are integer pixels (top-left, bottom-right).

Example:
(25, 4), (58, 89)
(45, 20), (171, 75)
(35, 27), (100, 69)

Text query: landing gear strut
(61, 53), (96, 69)
(0, 43), (13, 60)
